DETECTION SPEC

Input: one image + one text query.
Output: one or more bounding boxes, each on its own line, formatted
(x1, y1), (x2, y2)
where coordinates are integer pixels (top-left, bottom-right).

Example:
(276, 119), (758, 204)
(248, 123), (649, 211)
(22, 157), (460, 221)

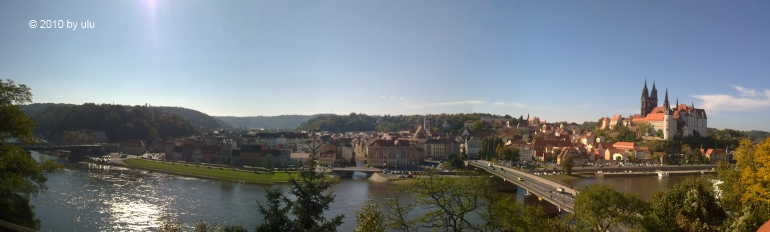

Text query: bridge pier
(330, 171), (375, 178)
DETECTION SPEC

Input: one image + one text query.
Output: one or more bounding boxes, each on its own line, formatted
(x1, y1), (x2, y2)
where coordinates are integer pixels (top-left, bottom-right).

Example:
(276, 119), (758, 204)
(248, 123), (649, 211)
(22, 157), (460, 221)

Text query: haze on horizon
(2, 1), (770, 131)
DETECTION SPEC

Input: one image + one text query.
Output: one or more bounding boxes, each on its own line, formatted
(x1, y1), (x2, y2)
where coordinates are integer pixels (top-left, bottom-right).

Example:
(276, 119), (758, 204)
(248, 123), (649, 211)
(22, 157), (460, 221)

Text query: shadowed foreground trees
(255, 139), (344, 232)
(0, 79), (63, 229)
(372, 170), (553, 232)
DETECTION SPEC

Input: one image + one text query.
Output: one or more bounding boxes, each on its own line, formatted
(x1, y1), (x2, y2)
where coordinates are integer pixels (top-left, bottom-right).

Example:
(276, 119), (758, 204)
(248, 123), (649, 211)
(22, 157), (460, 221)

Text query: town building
(366, 139), (422, 169)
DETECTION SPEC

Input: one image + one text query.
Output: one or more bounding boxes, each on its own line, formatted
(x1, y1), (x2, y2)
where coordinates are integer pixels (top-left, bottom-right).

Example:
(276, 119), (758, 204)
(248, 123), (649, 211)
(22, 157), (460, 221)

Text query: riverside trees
(0, 79), (63, 229)
(255, 136), (344, 232)
(371, 170), (551, 232)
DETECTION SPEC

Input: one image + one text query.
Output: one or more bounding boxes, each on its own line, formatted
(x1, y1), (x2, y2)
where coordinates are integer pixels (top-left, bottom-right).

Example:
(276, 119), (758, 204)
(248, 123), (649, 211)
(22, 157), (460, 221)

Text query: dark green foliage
(255, 187), (292, 232)
(217, 115), (317, 130)
(573, 184), (647, 232)
(26, 103), (199, 142)
(296, 113), (513, 134)
(642, 178), (727, 232)
(0, 79), (63, 230)
(0, 189), (40, 229)
(561, 155), (574, 175)
(743, 130), (770, 143)
(580, 121), (598, 131)
(614, 126), (638, 142)
(477, 136), (504, 161)
(446, 154), (465, 170)
(156, 106), (232, 131)
(256, 145), (344, 231)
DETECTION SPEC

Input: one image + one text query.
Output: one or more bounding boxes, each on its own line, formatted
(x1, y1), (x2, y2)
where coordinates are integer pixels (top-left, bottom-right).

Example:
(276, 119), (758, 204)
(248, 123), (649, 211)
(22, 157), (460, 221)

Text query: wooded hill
(294, 113), (525, 133)
(215, 115), (317, 130)
(156, 106), (232, 131)
(19, 103), (200, 142)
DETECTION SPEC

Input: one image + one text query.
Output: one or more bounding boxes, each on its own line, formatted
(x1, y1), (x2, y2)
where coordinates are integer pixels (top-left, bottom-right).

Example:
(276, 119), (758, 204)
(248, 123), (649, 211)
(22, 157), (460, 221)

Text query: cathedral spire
(642, 80), (649, 98)
(663, 88), (671, 114)
(651, 80), (658, 100)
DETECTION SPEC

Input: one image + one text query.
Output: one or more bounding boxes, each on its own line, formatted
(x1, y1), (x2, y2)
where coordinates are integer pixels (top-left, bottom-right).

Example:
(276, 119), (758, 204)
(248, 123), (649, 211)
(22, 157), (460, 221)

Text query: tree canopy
(29, 103), (199, 142)
(0, 79), (63, 229)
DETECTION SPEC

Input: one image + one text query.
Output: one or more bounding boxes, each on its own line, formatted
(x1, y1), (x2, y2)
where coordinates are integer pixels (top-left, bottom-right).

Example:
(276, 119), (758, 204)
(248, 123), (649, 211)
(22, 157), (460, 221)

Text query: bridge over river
(468, 161), (577, 213)
(11, 142), (119, 161)
(11, 142), (105, 151)
(328, 167), (384, 178)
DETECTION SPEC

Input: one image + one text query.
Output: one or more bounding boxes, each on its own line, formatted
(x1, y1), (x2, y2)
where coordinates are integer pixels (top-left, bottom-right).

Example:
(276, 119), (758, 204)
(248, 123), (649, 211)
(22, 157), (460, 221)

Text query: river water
(29, 151), (705, 231)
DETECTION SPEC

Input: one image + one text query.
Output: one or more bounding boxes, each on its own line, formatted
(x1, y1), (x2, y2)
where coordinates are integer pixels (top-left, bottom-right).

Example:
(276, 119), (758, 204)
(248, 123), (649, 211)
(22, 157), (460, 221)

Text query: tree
(615, 126), (637, 142)
(692, 148), (703, 164)
(378, 170), (549, 231)
(354, 196), (385, 232)
(500, 146), (520, 164)
(264, 157), (274, 173)
(255, 135), (344, 231)
(0, 79), (63, 230)
(642, 178), (727, 231)
(638, 123), (651, 137)
(716, 139), (770, 231)
(255, 186), (292, 232)
(561, 155), (574, 175)
(573, 184), (646, 232)
(656, 129), (664, 138)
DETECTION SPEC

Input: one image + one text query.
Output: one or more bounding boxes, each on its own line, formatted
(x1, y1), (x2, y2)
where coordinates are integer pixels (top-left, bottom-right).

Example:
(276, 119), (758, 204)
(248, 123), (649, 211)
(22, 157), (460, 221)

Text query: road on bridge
(469, 161), (576, 213)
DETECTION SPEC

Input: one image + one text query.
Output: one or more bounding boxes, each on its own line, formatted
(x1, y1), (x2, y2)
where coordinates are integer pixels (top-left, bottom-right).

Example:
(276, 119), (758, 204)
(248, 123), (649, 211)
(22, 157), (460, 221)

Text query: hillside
(26, 103), (198, 142)
(156, 106), (232, 131)
(19, 104), (230, 133)
(295, 113), (517, 133)
(215, 115), (317, 130)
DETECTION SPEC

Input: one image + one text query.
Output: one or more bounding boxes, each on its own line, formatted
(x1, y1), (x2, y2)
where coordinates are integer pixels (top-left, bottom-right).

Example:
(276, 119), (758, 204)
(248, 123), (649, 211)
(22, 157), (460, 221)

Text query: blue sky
(2, 0), (770, 131)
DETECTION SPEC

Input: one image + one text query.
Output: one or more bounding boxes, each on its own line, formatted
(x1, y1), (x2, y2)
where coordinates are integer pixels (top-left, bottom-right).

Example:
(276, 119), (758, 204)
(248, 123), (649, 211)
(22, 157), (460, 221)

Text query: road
(469, 161), (576, 213)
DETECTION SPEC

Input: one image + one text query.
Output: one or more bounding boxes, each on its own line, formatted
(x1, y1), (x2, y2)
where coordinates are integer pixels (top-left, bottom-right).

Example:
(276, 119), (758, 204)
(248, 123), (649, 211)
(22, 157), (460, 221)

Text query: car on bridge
(517, 177), (523, 181)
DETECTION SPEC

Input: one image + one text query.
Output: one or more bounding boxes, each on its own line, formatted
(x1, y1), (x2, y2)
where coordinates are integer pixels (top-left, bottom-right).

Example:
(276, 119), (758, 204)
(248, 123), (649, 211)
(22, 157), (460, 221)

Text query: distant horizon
(19, 101), (766, 132)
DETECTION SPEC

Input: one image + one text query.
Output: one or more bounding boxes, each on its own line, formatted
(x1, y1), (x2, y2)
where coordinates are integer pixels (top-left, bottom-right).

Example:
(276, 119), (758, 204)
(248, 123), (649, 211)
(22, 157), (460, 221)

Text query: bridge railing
(480, 165), (575, 213)
(469, 161), (579, 195)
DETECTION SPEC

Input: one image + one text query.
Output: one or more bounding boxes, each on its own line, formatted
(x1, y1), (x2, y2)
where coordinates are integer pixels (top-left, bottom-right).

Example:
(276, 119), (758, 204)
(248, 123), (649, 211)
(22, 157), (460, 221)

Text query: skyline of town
(2, 1), (770, 132)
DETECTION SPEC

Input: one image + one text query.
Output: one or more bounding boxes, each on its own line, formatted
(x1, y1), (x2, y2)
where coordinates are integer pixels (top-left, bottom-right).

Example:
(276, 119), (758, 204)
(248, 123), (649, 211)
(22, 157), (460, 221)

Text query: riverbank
(123, 159), (336, 184)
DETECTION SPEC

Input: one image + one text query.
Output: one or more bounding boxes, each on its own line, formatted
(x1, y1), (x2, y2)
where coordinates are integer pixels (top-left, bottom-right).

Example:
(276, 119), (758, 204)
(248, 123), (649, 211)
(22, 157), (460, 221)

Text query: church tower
(662, 89), (675, 140)
(641, 80), (650, 117)
(650, 81), (658, 110)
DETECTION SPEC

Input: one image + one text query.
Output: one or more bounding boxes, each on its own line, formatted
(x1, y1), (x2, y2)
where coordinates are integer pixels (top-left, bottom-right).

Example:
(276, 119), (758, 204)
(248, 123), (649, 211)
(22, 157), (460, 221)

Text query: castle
(604, 81), (707, 140)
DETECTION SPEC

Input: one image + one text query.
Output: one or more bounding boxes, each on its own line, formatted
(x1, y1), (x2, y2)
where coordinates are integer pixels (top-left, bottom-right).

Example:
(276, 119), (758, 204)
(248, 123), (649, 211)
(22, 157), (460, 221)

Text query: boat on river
(658, 172), (669, 178)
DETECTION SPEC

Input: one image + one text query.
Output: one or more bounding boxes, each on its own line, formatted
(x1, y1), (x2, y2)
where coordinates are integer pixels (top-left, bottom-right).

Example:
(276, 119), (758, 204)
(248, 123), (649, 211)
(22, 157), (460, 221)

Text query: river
(29, 151), (706, 231)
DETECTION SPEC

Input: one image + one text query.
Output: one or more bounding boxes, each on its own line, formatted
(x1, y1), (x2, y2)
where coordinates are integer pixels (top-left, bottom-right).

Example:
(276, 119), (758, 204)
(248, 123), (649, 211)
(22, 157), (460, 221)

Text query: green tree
(692, 148), (703, 164)
(148, 128), (160, 142)
(656, 129), (664, 138)
(615, 126), (637, 142)
(264, 156), (274, 173)
(638, 123), (651, 136)
(573, 184), (647, 232)
(354, 196), (385, 232)
(63, 131), (81, 143)
(380, 171), (542, 231)
(561, 155), (574, 175)
(256, 136), (344, 231)
(642, 178), (727, 232)
(500, 146), (520, 164)
(0, 80), (63, 230)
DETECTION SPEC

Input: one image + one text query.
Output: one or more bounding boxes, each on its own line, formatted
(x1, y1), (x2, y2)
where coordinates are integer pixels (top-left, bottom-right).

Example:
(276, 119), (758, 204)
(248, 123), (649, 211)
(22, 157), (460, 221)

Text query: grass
(124, 159), (334, 184)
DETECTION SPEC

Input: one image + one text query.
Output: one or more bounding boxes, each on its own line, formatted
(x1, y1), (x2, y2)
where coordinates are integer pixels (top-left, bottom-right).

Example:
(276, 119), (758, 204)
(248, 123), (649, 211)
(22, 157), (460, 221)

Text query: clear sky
(2, 1), (770, 131)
